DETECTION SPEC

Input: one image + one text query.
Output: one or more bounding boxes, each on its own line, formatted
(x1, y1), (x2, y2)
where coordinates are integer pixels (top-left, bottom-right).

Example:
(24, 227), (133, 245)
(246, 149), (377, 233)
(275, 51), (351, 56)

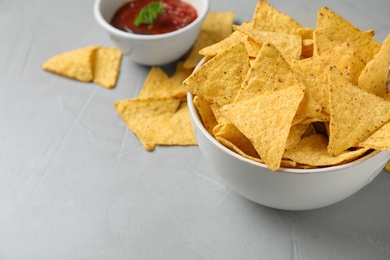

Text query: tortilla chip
(210, 103), (230, 125)
(193, 95), (218, 136)
(252, 0), (302, 34)
(152, 62), (192, 100)
(284, 134), (370, 166)
(297, 27), (314, 40)
(301, 39), (314, 58)
(114, 98), (196, 150)
(313, 7), (381, 63)
(42, 45), (99, 82)
(214, 123), (261, 160)
(183, 42), (250, 106)
(233, 25), (302, 62)
(138, 67), (170, 99)
(358, 34), (390, 98)
(164, 102), (197, 146)
(199, 22), (251, 57)
(221, 84), (305, 171)
(241, 35), (262, 58)
(114, 98), (181, 150)
(285, 123), (311, 150)
(93, 47), (122, 88)
(235, 42), (301, 102)
(327, 66), (390, 156)
(359, 122), (390, 150)
(298, 42), (366, 114)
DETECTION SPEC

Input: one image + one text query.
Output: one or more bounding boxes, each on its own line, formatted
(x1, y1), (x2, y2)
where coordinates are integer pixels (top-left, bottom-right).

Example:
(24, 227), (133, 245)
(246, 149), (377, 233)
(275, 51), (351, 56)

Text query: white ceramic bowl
(188, 93), (390, 210)
(187, 60), (390, 210)
(94, 0), (209, 66)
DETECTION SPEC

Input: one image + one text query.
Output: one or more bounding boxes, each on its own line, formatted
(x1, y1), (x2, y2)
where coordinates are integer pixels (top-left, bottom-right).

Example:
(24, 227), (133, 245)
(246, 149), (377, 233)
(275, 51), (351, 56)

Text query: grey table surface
(1, 0), (390, 259)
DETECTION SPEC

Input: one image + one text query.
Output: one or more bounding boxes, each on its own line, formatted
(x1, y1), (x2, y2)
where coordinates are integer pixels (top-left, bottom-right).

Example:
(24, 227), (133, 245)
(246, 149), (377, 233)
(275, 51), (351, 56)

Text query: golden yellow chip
(298, 42), (365, 114)
(284, 134), (370, 166)
(144, 62), (191, 100)
(295, 92), (322, 119)
(252, 0), (302, 34)
(93, 47), (122, 89)
(241, 35), (262, 58)
(221, 84), (305, 171)
(358, 34), (390, 98)
(296, 27), (314, 58)
(114, 98), (196, 150)
(359, 122), (390, 150)
(235, 42), (301, 102)
(198, 22), (251, 57)
(214, 123), (261, 161)
(210, 103), (230, 125)
(285, 123), (311, 150)
(42, 45), (100, 82)
(233, 25), (302, 62)
(327, 66), (390, 156)
(138, 67), (170, 99)
(297, 27), (314, 40)
(115, 98), (181, 150)
(313, 7), (381, 63)
(165, 102), (198, 146)
(201, 12), (236, 39)
(301, 39), (314, 58)
(193, 95), (218, 136)
(183, 42), (250, 106)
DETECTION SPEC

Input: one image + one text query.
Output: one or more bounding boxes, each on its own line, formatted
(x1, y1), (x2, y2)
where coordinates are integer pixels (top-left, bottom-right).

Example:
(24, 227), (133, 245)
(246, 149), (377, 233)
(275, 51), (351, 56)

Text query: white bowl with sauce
(94, 0), (209, 66)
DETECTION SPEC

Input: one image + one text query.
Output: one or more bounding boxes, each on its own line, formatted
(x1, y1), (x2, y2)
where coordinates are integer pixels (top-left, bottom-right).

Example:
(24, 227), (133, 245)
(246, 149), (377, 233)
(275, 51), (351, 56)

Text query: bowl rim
(93, 0), (210, 41)
(187, 57), (384, 175)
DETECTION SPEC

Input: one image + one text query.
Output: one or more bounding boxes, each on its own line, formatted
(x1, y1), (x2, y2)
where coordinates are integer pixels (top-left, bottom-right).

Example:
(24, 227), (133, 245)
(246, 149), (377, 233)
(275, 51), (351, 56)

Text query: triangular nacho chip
(252, 0), (302, 34)
(313, 7), (381, 63)
(145, 62), (191, 100)
(284, 134), (370, 166)
(233, 25), (302, 62)
(114, 98), (196, 150)
(298, 42), (365, 114)
(359, 122), (390, 150)
(199, 21), (252, 57)
(138, 67), (170, 99)
(93, 47), (122, 88)
(327, 66), (390, 156)
(183, 42), (250, 106)
(214, 123), (261, 161)
(221, 84), (305, 171)
(358, 34), (390, 98)
(235, 42), (301, 102)
(193, 95), (218, 136)
(42, 45), (99, 82)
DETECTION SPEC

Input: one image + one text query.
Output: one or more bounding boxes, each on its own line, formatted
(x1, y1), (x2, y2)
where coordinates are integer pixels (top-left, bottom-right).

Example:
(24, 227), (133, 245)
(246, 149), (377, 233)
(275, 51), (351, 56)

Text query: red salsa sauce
(110, 0), (198, 35)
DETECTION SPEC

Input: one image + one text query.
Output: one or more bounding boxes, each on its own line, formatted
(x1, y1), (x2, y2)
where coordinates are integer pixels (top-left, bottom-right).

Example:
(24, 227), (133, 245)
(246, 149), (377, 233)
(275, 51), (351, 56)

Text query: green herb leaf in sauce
(134, 2), (164, 27)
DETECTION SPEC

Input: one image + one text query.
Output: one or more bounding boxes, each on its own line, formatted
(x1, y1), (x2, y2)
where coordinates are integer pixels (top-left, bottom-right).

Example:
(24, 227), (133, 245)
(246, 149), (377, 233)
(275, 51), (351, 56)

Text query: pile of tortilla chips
(42, 45), (122, 89)
(114, 11), (237, 151)
(183, 0), (390, 171)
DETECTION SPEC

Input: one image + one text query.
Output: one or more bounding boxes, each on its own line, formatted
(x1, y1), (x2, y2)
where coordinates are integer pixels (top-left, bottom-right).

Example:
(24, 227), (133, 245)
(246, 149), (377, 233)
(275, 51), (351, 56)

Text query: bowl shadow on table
(238, 170), (390, 254)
